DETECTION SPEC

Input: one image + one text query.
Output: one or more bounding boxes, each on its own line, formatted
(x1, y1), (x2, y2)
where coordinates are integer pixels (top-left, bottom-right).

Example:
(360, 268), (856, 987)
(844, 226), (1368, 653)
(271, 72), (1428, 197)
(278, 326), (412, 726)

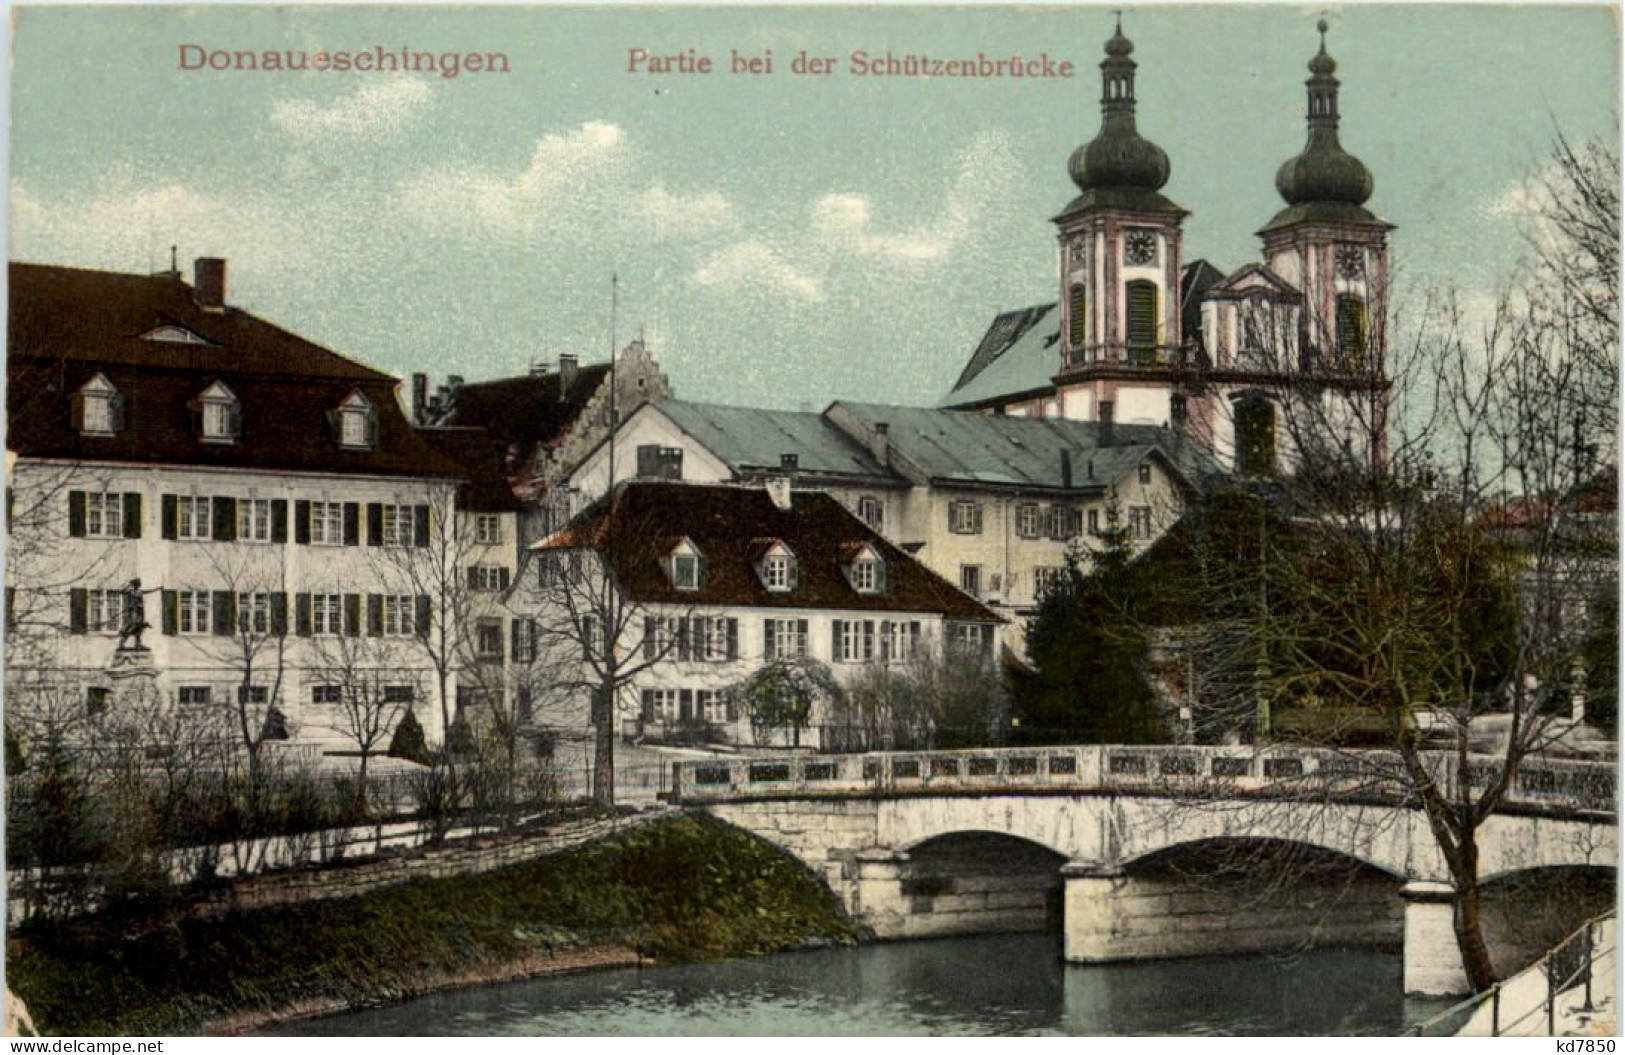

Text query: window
(951, 623), (994, 658)
(1237, 399), (1278, 477)
(1069, 284), (1087, 349)
(636, 445), (684, 480)
(698, 617), (733, 662)
(762, 552), (795, 592)
(175, 496), (213, 541)
(383, 685), (415, 705)
(1088, 509), (1101, 536)
(238, 685), (268, 706)
(74, 374), (121, 436)
(1138, 463), (1152, 485)
(949, 500), (983, 534)
(960, 565), (982, 599)
(857, 496), (884, 531)
(697, 689), (728, 724)
(379, 504), (415, 547)
(178, 685), (212, 707)
(311, 593), (343, 636)
(178, 591), (211, 635)
(835, 619), (876, 663)
(382, 595), (415, 636)
(468, 565), (511, 592)
(87, 588), (122, 631)
(311, 501), (345, 545)
(477, 620), (504, 660)
(85, 493), (124, 539)
(86, 686), (113, 717)
(512, 617), (538, 663)
(1048, 504), (1080, 541)
(883, 621), (921, 663)
(644, 688), (680, 723)
(581, 615), (602, 658)
(851, 558), (881, 594)
(1336, 296), (1370, 369)
(670, 542), (703, 591)
(1126, 280), (1158, 350)
(197, 382), (240, 443)
(764, 618), (809, 660)
(337, 393), (376, 450)
(1129, 506), (1152, 539)
(311, 684), (341, 705)
(1015, 503), (1042, 539)
(237, 593), (272, 635)
(475, 514), (502, 544)
(238, 499), (273, 542)
(1036, 566), (1068, 596)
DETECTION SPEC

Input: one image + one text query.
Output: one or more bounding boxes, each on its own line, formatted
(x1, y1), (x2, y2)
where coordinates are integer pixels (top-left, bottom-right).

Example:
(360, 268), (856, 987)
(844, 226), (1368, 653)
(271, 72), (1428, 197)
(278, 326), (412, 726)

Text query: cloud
(690, 241), (822, 302)
(271, 78), (432, 143)
(9, 178), (314, 278)
(398, 120), (629, 239)
(632, 184), (734, 238)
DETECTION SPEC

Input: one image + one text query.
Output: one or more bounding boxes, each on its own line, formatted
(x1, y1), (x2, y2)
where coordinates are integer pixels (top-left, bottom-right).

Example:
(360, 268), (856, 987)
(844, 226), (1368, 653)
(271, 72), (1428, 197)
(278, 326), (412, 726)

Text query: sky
(8, 5), (1620, 411)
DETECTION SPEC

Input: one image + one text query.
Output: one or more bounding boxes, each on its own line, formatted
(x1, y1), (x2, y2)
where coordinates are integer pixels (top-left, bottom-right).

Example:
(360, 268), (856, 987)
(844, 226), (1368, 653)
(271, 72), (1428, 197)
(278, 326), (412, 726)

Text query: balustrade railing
(669, 744), (1616, 817)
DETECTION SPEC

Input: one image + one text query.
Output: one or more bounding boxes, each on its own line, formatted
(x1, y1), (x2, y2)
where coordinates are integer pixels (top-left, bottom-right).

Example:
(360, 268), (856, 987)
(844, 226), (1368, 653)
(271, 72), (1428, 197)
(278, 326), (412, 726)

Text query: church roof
(940, 303), (1058, 410)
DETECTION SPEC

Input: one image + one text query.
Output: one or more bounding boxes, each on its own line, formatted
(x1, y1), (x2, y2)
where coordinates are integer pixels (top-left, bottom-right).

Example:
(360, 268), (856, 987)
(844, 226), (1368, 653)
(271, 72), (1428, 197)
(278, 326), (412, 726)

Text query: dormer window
(669, 537), (704, 591)
(846, 543), (887, 595)
(73, 374), (122, 437)
(334, 390), (379, 451)
(756, 541), (799, 593)
(194, 381), (240, 444)
(140, 325), (208, 345)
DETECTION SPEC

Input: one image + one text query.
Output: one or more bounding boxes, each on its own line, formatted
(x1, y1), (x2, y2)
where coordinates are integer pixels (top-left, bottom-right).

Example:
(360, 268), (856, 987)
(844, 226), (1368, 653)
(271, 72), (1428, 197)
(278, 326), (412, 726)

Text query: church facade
(944, 22), (1392, 477)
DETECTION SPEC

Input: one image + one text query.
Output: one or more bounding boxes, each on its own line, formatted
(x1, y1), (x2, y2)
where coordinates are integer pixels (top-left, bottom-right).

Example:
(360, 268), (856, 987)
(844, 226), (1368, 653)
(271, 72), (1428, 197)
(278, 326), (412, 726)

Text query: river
(265, 934), (1460, 1036)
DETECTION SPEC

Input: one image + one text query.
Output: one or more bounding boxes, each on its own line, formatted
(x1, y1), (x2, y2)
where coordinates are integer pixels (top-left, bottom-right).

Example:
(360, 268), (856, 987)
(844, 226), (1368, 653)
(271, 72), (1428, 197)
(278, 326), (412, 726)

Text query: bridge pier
(1403, 881), (1470, 996)
(1061, 862), (1128, 962)
(851, 848), (912, 937)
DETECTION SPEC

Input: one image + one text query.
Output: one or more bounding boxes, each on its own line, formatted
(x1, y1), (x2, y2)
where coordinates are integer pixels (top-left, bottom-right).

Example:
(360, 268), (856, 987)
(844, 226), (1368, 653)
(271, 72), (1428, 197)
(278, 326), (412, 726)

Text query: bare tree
(307, 632), (421, 807)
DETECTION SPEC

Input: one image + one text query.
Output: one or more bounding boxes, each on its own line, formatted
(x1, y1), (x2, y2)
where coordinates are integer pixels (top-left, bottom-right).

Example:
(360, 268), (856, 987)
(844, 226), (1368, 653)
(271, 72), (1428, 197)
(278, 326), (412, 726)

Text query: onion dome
(1067, 20), (1172, 196)
(1272, 21), (1375, 211)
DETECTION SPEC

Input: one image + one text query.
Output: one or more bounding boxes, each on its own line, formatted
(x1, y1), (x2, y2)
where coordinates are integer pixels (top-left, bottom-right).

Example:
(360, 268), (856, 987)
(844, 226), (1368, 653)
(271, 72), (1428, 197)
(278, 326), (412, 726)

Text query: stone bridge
(670, 745), (1617, 996)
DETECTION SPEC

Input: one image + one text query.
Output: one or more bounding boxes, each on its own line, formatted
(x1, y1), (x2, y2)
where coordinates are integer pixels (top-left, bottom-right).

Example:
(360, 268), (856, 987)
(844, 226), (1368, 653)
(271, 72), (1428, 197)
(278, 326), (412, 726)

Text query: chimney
(870, 422), (890, 467)
(194, 257), (226, 311)
(1099, 401), (1115, 447)
(780, 453), (799, 471)
(558, 353), (579, 397)
(1061, 450), (1073, 490)
(529, 359), (548, 378)
(411, 373), (429, 425)
(766, 477), (793, 511)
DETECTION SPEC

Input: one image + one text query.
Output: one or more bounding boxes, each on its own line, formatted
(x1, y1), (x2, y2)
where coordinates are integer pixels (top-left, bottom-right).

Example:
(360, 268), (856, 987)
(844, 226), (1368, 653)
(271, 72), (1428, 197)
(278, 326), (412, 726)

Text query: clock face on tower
(1124, 229), (1158, 266)
(1335, 245), (1365, 279)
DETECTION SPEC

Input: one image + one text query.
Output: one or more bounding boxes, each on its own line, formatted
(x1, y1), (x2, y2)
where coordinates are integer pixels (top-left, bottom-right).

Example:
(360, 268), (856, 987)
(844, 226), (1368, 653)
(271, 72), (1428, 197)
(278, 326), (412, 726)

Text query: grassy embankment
(8, 813), (863, 1036)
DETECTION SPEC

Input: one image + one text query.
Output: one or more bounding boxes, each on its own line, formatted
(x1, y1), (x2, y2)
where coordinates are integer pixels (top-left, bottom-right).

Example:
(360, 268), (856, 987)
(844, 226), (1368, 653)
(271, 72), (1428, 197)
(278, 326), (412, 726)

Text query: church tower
(1053, 20), (1190, 429)
(1260, 21), (1393, 383)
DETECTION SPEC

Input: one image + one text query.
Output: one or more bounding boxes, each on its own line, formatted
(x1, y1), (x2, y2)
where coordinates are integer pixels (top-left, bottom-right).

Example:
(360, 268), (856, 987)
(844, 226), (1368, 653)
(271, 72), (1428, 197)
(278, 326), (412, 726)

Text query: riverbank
(7, 812), (864, 1036)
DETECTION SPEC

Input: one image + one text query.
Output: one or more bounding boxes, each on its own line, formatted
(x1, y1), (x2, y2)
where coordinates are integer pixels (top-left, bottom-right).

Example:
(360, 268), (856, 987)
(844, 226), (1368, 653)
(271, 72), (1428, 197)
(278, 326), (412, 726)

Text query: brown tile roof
(537, 481), (1002, 622)
(8, 262), (466, 480)
(436, 366), (611, 452)
(415, 426), (525, 513)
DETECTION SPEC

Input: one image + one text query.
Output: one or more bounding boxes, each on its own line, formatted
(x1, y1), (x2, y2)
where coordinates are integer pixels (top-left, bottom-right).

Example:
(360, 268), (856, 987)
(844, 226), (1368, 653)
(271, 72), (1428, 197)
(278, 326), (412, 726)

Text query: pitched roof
(941, 304), (1060, 409)
(7, 263), (466, 479)
(657, 399), (891, 480)
(536, 481), (1000, 622)
(830, 402), (1221, 491)
(415, 427), (525, 513)
(436, 365), (611, 451)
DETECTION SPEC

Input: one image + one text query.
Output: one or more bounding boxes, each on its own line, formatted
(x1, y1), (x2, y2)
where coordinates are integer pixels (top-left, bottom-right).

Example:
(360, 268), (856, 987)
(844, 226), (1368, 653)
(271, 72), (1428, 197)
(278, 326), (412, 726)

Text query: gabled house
(526, 480), (1002, 749)
(7, 258), (471, 755)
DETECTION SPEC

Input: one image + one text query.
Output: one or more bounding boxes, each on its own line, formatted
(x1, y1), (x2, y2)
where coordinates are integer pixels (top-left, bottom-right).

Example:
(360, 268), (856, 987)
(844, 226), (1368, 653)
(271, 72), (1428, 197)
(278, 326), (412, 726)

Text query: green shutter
(1069, 284), (1087, 348)
(122, 493), (142, 539)
(1337, 297), (1369, 368)
(1126, 280), (1157, 349)
(67, 491), (86, 537)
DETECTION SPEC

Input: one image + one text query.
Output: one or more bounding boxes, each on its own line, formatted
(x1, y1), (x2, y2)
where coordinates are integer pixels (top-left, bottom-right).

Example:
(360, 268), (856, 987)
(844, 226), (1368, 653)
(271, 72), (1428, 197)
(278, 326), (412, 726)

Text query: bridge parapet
(671, 745), (1615, 818)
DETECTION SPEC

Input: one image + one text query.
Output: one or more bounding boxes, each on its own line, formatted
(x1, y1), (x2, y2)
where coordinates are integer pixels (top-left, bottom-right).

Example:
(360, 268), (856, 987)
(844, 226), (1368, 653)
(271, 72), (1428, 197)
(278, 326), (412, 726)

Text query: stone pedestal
(106, 646), (157, 682)
(1062, 861), (1126, 962)
(851, 847), (911, 938)
(1403, 880), (1470, 996)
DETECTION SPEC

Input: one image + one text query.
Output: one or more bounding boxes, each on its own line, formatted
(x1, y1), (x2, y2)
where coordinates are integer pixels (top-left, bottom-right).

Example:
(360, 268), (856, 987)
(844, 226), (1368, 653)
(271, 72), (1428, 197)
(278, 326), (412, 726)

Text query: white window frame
(851, 559), (879, 594)
(838, 619), (876, 664)
(82, 392), (116, 435)
(764, 554), (792, 592)
(201, 401), (233, 442)
(1036, 567), (1068, 596)
(649, 688), (680, 723)
(1016, 503), (1041, 539)
(380, 504), (414, 547)
(178, 590), (211, 635)
(470, 565), (506, 592)
(237, 592), (272, 636)
(857, 496), (884, 531)
(767, 618), (808, 659)
(700, 617), (731, 662)
(475, 514), (502, 545)
(1138, 463), (1153, 485)
(178, 496), (213, 541)
(311, 501), (344, 546)
(960, 564), (982, 599)
(885, 621), (920, 663)
(85, 492), (124, 540)
(949, 500), (983, 535)
(476, 619), (503, 660)
(311, 593), (343, 636)
(340, 407), (370, 449)
(311, 684), (342, 706)
(672, 553), (701, 591)
(697, 689), (728, 724)
(238, 498), (274, 543)
(178, 685), (212, 707)
(383, 595), (415, 636)
(87, 588), (121, 632)
(1129, 505), (1153, 540)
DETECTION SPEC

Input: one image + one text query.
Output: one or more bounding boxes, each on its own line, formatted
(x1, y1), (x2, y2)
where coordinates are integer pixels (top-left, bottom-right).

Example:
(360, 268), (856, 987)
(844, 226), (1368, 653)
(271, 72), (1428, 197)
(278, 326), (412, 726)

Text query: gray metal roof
(657, 399), (890, 479)
(832, 402), (1221, 491)
(941, 304), (1060, 409)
